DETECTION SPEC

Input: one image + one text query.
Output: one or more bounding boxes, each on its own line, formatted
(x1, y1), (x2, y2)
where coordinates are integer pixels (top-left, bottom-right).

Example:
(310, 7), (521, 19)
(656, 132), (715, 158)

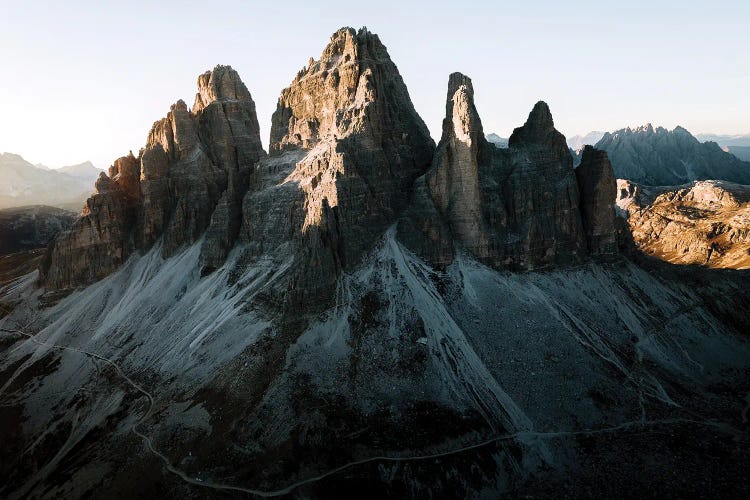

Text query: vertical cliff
(575, 145), (618, 256)
(42, 66), (266, 289)
(411, 73), (591, 270)
(237, 27), (435, 309)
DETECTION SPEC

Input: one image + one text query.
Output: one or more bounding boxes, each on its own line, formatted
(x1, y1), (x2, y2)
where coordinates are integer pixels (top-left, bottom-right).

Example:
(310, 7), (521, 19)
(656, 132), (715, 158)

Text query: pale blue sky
(1, 0), (748, 168)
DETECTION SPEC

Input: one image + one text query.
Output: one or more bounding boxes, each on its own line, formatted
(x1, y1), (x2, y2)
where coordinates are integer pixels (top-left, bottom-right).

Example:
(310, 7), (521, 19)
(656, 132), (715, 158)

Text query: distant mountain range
(489, 125), (750, 186)
(486, 133), (508, 147)
(0, 153), (102, 210)
(594, 125), (750, 185)
(694, 133), (750, 147)
(566, 131), (605, 151)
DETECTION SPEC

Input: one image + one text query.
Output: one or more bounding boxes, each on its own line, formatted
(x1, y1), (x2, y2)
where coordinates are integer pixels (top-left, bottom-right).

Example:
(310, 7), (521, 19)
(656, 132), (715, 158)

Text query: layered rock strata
(408, 72), (615, 270)
(575, 146), (618, 256)
(617, 179), (750, 269)
(238, 27), (435, 309)
(42, 66), (266, 288)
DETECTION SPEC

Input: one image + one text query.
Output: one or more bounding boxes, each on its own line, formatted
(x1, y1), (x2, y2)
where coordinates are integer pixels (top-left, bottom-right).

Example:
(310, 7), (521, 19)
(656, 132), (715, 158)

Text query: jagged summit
(193, 65), (251, 113)
(42, 65), (266, 288)
(509, 101), (567, 154)
(269, 26), (432, 155)
(596, 123), (750, 185)
(40, 27), (614, 295)
(406, 75), (616, 271)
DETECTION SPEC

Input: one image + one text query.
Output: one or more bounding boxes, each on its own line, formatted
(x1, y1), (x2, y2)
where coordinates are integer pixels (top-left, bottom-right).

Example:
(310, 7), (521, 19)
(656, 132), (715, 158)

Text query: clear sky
(1, 0), (748, 168)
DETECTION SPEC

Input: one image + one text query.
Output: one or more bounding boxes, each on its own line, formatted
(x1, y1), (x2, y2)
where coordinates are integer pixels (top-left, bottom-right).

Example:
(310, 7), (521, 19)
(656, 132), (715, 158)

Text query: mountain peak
(529, 100), (553, 125)
(193, 64), (251, 114)
(270, 25), (429, 153)
(595, 123), (750, 185)
(447, 72), (473, 97)
(509, 100), (565, 150)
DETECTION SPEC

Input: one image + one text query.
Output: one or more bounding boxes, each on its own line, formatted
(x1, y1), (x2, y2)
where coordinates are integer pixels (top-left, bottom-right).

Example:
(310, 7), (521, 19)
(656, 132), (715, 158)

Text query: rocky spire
(426, 72), (489, 260)
(575, 146), (618, 256)
(42, 66), (266, 289)
(410, 87), (589, 270)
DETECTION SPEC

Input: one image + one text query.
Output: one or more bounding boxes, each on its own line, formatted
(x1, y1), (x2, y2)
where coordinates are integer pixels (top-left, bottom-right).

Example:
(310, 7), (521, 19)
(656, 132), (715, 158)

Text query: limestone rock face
(244, 27), (435, 308)
(414, 73), (588, 270)
(575, 146), (618, 256)
(426, 73), (488, 261)
(617, 179), (750, 269)
(41, 163), (140, 289)
(42, 65), (266, 288)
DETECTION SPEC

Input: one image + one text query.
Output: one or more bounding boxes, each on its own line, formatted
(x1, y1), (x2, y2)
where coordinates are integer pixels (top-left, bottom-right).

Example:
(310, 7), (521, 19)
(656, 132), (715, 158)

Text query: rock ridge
(41, 30), (620, 300)
(42, 65), (266, 289)
(405, 73), (615, 270)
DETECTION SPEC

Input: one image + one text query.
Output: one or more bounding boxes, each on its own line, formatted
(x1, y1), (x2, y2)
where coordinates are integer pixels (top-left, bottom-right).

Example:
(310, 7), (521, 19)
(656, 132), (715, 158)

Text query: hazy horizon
(2, 0), (748, 168)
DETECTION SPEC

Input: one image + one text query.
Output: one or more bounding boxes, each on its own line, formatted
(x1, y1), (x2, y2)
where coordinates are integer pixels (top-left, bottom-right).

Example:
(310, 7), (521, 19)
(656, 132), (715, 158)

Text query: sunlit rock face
(618, 179), (750, 269)
(41, 66), (266, 289)
(240, 27), (435, 309)
(424, 73), (487, 264)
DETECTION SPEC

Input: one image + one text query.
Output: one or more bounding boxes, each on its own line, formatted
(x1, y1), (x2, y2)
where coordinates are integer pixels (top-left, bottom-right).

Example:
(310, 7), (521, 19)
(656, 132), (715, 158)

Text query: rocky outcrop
(617, 179), (750, 269)
(411, 73), (589, 270)
(41, 161), (140, 288)
(40, 31), (620, 297)
(42, 65), (266, 289)
(595, 125), (750, 185)
(240, 27), (435, 308)
(576, 146), (618, 256)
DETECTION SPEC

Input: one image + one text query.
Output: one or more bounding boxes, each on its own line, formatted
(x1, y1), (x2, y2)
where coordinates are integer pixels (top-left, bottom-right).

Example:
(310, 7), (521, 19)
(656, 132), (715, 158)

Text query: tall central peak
(269, 26), (431, 154)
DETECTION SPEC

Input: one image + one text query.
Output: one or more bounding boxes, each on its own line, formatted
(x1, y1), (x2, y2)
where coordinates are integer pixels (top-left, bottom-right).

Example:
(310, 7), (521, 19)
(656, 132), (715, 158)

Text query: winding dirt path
(1, 327), (745, 497)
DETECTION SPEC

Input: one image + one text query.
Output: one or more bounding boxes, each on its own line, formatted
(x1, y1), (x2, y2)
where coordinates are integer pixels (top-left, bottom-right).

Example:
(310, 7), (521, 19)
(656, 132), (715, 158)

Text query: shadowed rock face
(42, 158), (141, 288)
(41, 65), (266, 289)
(409, 73), (597, 270)
(576, 146), (618, 256)
(0, 206), (76, 256)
